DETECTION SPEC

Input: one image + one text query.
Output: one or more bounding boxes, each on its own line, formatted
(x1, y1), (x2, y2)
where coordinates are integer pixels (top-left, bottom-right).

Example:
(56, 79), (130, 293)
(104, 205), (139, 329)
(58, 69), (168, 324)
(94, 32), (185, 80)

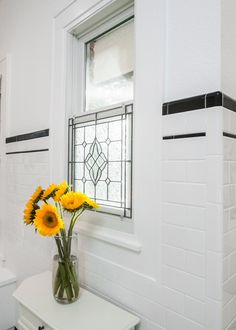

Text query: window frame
(51, 0), (164, 251)
(67, 5), (135, 220)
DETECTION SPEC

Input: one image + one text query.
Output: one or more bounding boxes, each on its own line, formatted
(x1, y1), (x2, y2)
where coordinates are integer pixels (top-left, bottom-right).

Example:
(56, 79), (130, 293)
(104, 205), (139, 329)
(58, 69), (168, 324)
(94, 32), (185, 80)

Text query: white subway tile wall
(0, 0), (229, 328)
(2, 143), (52, 282)
(162, 108), (223, 329)
(0, 106), (228, 330)
(223, 109), (236, 329)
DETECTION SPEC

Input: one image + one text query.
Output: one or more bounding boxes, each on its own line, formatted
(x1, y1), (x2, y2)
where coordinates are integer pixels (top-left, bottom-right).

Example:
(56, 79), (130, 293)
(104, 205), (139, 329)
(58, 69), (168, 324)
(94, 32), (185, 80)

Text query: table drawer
(18, 304), (53, 330)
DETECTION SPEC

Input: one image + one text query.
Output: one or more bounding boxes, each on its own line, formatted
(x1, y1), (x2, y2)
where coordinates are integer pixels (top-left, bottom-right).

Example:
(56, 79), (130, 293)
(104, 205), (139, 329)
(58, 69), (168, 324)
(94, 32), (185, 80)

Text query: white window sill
(75, 222), (142, 253)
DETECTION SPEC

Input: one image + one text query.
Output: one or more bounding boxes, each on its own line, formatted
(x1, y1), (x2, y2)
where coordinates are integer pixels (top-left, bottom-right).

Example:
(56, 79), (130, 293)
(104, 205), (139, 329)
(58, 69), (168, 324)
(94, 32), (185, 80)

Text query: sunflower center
(43, 212), (58, 228)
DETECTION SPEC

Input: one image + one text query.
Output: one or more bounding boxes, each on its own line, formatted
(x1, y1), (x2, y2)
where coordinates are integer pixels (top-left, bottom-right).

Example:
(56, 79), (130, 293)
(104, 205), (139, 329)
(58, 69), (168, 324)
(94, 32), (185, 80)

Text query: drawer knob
(38, 326), (45, 330)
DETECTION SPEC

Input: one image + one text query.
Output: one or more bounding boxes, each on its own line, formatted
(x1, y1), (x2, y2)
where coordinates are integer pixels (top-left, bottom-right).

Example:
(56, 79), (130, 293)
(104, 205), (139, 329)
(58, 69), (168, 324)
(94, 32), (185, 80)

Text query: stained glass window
(68, 103), (133, 218)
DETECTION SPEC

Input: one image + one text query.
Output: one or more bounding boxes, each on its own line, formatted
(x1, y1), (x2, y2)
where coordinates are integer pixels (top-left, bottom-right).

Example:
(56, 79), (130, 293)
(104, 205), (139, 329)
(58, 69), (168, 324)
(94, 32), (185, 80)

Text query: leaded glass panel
(68, 103), (133, 218)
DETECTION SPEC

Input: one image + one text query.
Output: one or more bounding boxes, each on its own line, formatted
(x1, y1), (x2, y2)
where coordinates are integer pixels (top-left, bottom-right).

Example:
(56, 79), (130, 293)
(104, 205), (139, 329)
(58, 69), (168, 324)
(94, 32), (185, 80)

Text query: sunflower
(84, 196), (99, 209)
(60, 191), (86, 212)
(23, 200), (36, 225)
(30, 186), (43, 203)
(34, 204), (64, 236)
(54, 181), (69, 202)
(42, 184), (58, 201)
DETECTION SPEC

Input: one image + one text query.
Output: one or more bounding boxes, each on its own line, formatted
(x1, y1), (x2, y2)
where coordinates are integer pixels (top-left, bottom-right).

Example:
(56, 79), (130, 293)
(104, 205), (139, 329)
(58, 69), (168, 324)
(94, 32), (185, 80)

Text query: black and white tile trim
(5, 129), (49, 155)
(162, 91), (236, 116)
(6, 128), (49, 144)
(162, 91), (236, 140)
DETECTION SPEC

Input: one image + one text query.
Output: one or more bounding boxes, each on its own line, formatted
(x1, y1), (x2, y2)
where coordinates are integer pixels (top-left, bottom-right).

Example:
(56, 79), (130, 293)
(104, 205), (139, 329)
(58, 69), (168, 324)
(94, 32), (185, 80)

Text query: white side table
(13, 271), (140, 330)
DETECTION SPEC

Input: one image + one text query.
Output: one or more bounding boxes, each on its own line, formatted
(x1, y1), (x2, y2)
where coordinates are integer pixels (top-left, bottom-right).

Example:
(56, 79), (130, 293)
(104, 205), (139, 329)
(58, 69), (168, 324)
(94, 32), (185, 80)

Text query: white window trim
(71, 2), (134, 40)
(75, 222), (142, 252)
(50, 0), (142, 251)
(67, 4), (134, 220)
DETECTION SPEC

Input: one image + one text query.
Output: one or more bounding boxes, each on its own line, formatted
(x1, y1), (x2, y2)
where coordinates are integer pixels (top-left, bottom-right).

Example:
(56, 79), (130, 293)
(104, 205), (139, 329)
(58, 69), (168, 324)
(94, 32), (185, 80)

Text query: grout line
(161, 200), (206, 208)
(162, 264), (206, 282)
(223, 271), (236, 286)
(162, 244), (205, 256)
(225, 313), (236, 330)
(162, 180), (206, 184)
(162, 222), (205, 233)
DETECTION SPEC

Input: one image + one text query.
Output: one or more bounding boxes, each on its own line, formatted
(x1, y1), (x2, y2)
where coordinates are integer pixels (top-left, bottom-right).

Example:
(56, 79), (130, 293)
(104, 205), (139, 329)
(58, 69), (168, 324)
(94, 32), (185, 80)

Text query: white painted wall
(0, 0), (227, 329)
(0, 0), (74, 136)
(165, 0), (221, 101)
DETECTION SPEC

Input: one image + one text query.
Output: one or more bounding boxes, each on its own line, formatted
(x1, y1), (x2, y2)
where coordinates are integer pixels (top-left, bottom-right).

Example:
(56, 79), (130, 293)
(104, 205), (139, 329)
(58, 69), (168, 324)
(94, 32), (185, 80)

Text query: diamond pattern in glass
(85, 138), (107, 185)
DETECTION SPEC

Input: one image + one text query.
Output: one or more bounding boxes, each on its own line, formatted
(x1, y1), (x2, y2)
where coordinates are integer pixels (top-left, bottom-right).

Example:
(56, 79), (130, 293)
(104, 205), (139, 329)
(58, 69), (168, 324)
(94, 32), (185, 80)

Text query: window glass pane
(109, 120), (121, 140)
(96, 123), (108, 142)
(75, 163), (83, 179)
(109, 162), (121, 181)
(85, 19), (134, 111)
(109, 141), (122, 161)
(69, 104), (133, 218)
(96, 181), (107, 200)
(75, 127), (84, 145)
(75, 145), (84, 162)
(85, 181), (95, 198)
(108, 182), (121, 202)
(74, 180), (83, 193)
(85, 125), (95, 143)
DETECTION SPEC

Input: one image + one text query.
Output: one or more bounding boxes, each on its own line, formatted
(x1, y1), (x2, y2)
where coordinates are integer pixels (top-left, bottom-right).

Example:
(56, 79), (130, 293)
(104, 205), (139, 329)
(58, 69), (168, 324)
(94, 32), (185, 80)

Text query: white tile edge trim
(76, 223), (142, 253)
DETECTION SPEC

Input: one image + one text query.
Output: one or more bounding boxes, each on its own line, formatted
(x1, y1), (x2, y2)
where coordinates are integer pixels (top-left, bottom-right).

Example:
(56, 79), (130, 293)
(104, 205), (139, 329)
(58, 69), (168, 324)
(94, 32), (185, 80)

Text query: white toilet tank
(0, 268), (17, 330)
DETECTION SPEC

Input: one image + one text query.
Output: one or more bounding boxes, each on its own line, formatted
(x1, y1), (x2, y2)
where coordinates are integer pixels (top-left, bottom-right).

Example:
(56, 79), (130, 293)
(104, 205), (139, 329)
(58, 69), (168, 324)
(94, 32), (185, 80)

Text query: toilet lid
(0, 268), (16, 287)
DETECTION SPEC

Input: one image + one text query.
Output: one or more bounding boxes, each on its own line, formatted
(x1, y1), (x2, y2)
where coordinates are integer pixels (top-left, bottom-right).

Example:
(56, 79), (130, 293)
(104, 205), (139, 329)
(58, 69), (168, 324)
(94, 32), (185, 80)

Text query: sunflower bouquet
(23, 181), (98, 303)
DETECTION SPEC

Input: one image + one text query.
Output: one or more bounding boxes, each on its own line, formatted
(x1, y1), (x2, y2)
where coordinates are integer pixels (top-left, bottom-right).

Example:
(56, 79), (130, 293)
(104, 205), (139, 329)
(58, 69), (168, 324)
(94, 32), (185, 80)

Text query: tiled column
(161, 92), (236, 329)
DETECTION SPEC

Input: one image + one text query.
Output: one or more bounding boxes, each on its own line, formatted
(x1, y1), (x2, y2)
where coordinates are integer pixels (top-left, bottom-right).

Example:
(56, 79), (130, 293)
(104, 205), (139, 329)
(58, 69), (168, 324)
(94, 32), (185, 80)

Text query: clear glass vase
(52, 233), (79, 304)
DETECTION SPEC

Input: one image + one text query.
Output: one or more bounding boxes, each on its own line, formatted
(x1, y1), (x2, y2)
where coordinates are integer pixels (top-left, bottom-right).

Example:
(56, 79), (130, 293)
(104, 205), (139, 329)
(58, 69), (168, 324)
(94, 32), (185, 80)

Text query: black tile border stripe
(6, 148), (49, 155)
(6, 129), (49, 144)
(223, 132), (236, 139)
(163, 132), (206, 140)
(223, 94), (236, 112)
(162, 94), (206, 115)
(163, 91), (236, 115)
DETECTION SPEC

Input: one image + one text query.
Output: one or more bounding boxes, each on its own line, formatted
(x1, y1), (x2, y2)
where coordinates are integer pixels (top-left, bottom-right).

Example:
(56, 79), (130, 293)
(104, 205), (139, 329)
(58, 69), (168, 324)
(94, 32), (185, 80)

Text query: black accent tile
(6, 148), (49, 155)
(162, 91), (234, 115)
(162, 103), (168, 115)
(223, 132), (236, 139)
(163, 132), (206, 140)
(206, 91), (222, 108)
(223, 94), (236, 112)
(162, 94), (205, 115)
(6, 129), (49, 144)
